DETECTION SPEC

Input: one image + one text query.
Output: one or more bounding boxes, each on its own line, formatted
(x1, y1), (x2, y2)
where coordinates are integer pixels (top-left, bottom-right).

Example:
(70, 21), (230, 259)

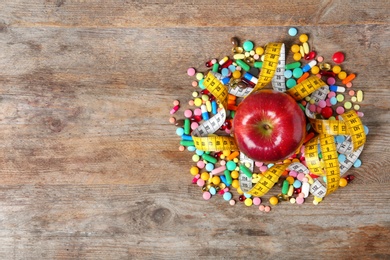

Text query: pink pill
(191, 122), (199, 130)
(197, 161), (205, 169)
(194, 108), (202, 116)
(328, 91), (336, 98)
(297, 173), (305, 181)
(336, 106), (345, 114)
(192, 81), (198, 87)
(202, 191), (211, 200)
(184, 109), (193, 118)
(255, 162), (263, 167)
(197, 178), (205, 187)
(348, 90), (355, 96)
(309, 104), (317, 112)
(187, 67), (196, 76)
(327, 77), (336, 85)
(296, 197), (305, 204)
(264, 206), (271, 212)
(325, 98), (332, 107)
(346, 82), (353, 88)
(259, 205), (265, 211)
(317, 100), (326, 108)
(316, 106), (322, 113)
(259, 166), (268, 172)
(253, 197), (261, 205)
(289, 170), (298, 177)
(317, 56), (324, 62)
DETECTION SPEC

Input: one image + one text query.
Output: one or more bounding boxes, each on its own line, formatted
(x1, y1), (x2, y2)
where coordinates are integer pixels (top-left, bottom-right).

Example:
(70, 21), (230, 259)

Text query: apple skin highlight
(232, 90), (306, 163)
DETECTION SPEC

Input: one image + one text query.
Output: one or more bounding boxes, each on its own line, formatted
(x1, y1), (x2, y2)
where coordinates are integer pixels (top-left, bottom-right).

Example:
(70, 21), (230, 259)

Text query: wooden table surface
(1, 1), (389, 259)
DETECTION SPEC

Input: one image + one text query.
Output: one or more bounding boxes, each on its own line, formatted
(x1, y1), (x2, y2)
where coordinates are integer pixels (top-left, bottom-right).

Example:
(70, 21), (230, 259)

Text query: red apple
(232, 89), (306, 163)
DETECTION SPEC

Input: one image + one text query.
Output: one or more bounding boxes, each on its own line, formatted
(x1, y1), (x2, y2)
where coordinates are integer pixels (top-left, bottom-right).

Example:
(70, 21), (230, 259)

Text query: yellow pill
(232, 70), (241, 79)
(255, 46), (264, 55)
(357, 90), (364, 102)
(354, 104), (360, 110)
(299, 34), (308, 43)
(223, 150), (231, 156)
(339, 178), (348, 187)
(311, 66), (320, 75)
(190, 166), (199, 175)
(232, 179), (240, 188)
(194, 97), (203, 107)
(233, 53), (245, 60)
(314, 196), (323, 202)
(293, 52), (302, 61)
(286, 176), (295, 185)
(200, 172), (209, 181)
(212, 176), (221, 185)
(237, 187), (244, 194)
(192, 155), (200, 162)
(244, 198), (253, 206)
(332, 65), (342, 74)
(338, 71), (347, 80)
(351, 96), (357, 102)
(303, 42), (310, 54)
(269, 196), (279, 205)
(299, 45), (305, 57)
(291, 44), (300, 53)
(231, 170), (239, 179)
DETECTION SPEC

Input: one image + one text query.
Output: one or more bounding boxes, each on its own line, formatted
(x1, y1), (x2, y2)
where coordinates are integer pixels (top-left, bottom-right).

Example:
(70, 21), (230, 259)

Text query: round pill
(348, 90), (355, 96)
(269, 196), (279, 205)
(311, 66), (320, 74)
(354, 104), (360, 110)
(264, 206), (271, 212)
(299, 34), (308, 43)
(184, 109), (193, 118)
(209, 186), (217, 195)
(244, 198), (253, 206)
(187, 67), (196, 76)
(229, 199), (236, 206)
(351, 96), (357, 102)
(293, 180), (302, 188)
(296, 197), (304, 204)
(255, 46), (264, 55)
(203, 191), (211, 200)
(196, 178), (205, 187)
(336, 94), (345, 102)
(338, 71), (347, 80)
(232, 70), (241, 79)
(321, 107), (333, 119)
(344, 101), (352, 109)
(176, 128), (184, 136)
(226, 161), (236, 171)
(327, 77), (336, 85)
(259, 205), (265, 211)
(252, 197), (261, 206)
(291, 44), (300, 53)
(339, 178), (348, 187)
(169, 117), (176, 124)
(286, 78), (297, 89)
(346, 82), (353, 88)
(192, 81), (198, 87)
(338, 153), (346, 162)
(332, 65), (341, 74)
(354, 159), (362, 168)
(332, 52), (345, 64)
(293, 67), (303, 78)
(191, 122), (198, 130)
(195, 72), (204, 81)
(212, 176), (221, 185)
(317, 56), (324, 62)
(288, 27), (298, 36)
(336, 135), (345, 143)
(197, 161), (205, 169)
(293, 52), (302, 61)
(336, 106), (345, 115)
(289, 170), (298, 177)
(221, 68), (229, 77)
(364, 125), (369, 135)
(284, 69), (293, 78)
(223, 192), (232, 201)
(192, 154), (200, 162)
(318, 100), (326, 108)
(205, 163), (214, 172)
(194, 98), (203, 107)
(328, 91), (336, 98)
(243, 41), (254, 51)
(190, 166), (199, 175)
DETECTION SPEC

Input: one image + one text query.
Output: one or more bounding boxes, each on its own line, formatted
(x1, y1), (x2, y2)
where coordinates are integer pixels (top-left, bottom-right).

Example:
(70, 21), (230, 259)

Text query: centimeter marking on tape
(287, 76), (327, 101)
(271, 43), (286, 92)
(192, 72), (238, 151)
(238, 153), (254, 193)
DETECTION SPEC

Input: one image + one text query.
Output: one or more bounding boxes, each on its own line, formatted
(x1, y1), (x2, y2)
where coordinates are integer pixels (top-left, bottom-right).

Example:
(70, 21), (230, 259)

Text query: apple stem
(263, 124), (271, 130)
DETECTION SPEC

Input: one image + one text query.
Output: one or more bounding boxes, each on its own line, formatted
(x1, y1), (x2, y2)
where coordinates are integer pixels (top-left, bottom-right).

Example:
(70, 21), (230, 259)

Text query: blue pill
(329, 85), (338, 92)
(338, 153), (346, 162)
(221, 68), (229, 77)
(196, 149), (204, 156)
(199, 79), (205, 89)
(209, 187), (217, 195)
(284, 69), (293, 78)
(205, 163), (214, 171)
(176, 128), (184, 136)
(364, 125), (369, 135)
(244, 193), (252, 198)
(330, 97), (337, 105)
(223, 192), (232, 201)
(288, 27), (298, 36)
(353, 159), (362, 168)
(228, 64), (236, 72)
(187, 146), (196, 152)
(335, 135), (345, 143)
(293, 179), (302, 188)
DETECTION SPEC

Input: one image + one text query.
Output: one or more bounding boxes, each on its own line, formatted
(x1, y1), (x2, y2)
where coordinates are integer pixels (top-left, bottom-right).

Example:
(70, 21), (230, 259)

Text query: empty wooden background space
(0, 0), (389, 259)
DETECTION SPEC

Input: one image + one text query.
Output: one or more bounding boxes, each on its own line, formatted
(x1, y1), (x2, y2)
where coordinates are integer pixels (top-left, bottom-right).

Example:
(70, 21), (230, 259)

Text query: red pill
(321, 106), (333, 119)
(304, 51), (316, 60)
(238, 195), (245, 202)
(332, 52), (345, 64)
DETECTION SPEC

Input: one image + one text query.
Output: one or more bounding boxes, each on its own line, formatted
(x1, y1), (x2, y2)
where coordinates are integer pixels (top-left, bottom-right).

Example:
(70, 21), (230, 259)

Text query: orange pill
(342, 73), (356, 84)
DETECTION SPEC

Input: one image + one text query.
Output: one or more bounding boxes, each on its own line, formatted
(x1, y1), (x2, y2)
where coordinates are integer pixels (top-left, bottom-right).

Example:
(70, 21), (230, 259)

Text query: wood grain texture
(0, 0), (389, 259)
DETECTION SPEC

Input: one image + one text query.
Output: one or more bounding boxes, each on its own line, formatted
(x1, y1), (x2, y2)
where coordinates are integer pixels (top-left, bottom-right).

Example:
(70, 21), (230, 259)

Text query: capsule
(302, 182), (310, 198)
(184, 118), (190, 135)
(342, 73), (356, 85)
(219, 56), (229, 65)
(170, 105), (180, 115)
(239, 164), (252, 178)
(211, 165), (227, 175)
(302, 60), (317, 73)
(211, 100), (217, 114)
(303, 42), (310, 54)
(243, 72), (258, 85)
(282, 180), (289, 195)
(235, 59), (250, 71)
(233, 53), (245, 60)
(329, 85), (346, 93)
(202, 153), (217, 164)
(201, 105), (209, 120)
(357, 90), (364, 102)
(285, 61), (301, 70)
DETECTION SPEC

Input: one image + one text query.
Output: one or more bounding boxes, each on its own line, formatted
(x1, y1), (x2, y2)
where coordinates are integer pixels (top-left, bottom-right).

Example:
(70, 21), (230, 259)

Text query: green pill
(212, 62), (219, 72)
(285, 61), (301, 70)
(282, 180), (289, 195)
(236, 59), (250, 71)
(254, 61), (263, 68)
(286, 78), (297, 89)
(224, 170), (232, 185)
(184, 118), (190, 135)
(180, 140), (194, 147)
(239, 164), (252, 178)
(202, 154), (217, 164)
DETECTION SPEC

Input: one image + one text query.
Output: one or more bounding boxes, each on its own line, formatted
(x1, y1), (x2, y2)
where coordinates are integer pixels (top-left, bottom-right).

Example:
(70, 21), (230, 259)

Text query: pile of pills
(169, 28), (366, 212)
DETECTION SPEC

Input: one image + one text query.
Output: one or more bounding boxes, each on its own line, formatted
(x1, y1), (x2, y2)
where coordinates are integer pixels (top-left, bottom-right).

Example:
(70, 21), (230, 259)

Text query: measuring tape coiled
(187, 41), (366, 200)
